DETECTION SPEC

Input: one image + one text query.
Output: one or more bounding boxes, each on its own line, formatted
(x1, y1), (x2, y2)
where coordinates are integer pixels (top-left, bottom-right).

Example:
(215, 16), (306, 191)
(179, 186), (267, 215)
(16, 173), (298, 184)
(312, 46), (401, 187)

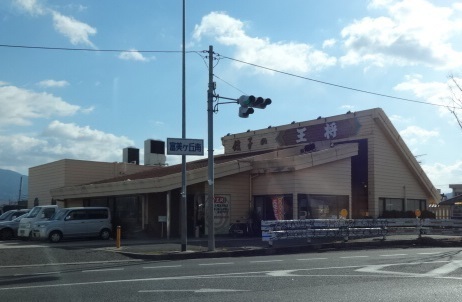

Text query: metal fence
(261, 218), (462, 246)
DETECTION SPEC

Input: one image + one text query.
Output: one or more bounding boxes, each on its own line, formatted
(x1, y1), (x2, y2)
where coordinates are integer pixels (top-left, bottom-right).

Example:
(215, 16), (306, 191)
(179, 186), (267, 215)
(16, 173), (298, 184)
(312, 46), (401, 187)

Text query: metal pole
(18, 176), (23, 202)
(180, 0), (187, 252)
(207, 45), (215, 251)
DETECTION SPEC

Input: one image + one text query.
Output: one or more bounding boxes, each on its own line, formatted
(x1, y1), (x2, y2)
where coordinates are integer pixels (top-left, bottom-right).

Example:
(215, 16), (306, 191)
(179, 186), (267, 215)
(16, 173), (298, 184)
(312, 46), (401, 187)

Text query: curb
(114, 237), (462, 261)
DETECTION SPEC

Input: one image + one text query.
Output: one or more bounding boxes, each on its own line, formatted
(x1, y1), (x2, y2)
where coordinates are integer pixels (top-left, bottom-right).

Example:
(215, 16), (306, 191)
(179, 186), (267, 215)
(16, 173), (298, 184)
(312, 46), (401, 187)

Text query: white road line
(249, 260), (284, 263)
(0, 259), (141, 269)
(139, 288), (250, 293)
(2, 262), (460, 291)
(82, 268), (124, 273)
(379, 254), (408, 257)
(0, 244), (44, 249)
(340, 256), (369, 259)
(14, 272), (60, 276)
(418, 252), (440, 255)
(424, 260), (462, 277)
(143, 265), (182, 269)
(297, 258), (328, 261)
(198, 263), (234, 266)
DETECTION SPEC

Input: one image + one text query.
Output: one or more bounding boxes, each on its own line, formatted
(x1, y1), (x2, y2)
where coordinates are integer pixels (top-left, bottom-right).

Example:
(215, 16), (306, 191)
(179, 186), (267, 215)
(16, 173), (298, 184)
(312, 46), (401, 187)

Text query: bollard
(116, 225), (121, 248)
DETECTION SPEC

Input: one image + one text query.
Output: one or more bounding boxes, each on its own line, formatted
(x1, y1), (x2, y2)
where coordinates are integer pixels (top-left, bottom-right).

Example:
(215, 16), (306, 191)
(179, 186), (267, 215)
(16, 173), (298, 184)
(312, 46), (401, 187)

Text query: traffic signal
(239, 106), (254, 118)
(237, 95), (272, 118)
(252, 96), (272, 109)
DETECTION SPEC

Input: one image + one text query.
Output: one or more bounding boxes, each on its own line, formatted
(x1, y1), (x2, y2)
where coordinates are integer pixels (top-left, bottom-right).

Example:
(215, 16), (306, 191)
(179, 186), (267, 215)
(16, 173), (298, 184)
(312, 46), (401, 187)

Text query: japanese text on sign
(166, 138), (204, 156)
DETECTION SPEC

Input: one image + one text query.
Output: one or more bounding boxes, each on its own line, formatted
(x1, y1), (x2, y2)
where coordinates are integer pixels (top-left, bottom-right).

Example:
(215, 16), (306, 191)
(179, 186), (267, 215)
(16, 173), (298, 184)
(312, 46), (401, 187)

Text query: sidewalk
(106, 234), (462, 261)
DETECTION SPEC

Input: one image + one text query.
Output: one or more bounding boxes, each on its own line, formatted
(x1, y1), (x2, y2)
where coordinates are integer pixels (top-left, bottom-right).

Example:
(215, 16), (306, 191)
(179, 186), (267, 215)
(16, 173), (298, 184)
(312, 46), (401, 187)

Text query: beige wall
(28, 159), (152, 208)
(253, 158), (351, 217)
(215, 172), (251, 223)
(28, 160), (66, 208)
(368, 119), (433, 217)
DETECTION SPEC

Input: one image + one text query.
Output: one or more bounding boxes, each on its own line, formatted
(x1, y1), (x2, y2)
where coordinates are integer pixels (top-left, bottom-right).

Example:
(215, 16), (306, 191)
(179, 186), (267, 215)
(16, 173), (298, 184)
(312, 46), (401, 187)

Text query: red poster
(272, 196), (284, 220)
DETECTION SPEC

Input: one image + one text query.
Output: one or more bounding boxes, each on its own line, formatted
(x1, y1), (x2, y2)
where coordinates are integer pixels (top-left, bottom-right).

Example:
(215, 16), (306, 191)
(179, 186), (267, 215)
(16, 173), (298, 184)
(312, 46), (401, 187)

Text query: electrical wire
(0, 43), (193, 53)
(218, 54), (457, 109)
(213, 74), (246, 95)
(0, 43), (458, 109)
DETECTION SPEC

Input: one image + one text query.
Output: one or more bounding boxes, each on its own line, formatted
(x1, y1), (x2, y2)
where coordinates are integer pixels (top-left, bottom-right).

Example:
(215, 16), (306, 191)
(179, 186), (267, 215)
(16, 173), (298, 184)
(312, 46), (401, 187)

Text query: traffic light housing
(252, 96), (272, 109)
(239, 106), (254, 118)
(238, 95), (272, 118)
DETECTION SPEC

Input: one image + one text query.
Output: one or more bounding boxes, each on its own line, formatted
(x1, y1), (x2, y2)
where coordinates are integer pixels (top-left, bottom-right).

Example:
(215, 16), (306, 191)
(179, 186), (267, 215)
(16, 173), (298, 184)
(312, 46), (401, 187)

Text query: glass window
(406, 199), (426, 211)
(26, 207), (41, 218)
(379, 198), (404, 216)
(253, 194), (293, 220)
(43, 208), (56, 219)
(66, 210), (87, 220)
(298, 194), (349, 219)
(0, 210), (12, 221)
(53, 209), (68, 221)
(87, 209), (108, 219)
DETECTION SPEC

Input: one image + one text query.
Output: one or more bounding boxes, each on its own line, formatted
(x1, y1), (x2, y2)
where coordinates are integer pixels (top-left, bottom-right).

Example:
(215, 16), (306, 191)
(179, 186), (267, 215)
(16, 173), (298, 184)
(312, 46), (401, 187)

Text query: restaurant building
(29, 108), (440, 237)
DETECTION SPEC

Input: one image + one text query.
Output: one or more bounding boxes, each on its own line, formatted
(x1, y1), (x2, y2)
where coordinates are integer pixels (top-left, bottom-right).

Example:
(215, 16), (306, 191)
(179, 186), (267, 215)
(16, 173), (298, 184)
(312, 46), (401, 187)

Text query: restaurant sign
(276, 118), (361, 147)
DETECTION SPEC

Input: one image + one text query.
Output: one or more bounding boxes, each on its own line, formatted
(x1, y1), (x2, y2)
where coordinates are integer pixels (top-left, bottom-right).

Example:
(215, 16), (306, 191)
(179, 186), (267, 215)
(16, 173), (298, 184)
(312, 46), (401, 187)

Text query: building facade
(29, 108), (440, 238)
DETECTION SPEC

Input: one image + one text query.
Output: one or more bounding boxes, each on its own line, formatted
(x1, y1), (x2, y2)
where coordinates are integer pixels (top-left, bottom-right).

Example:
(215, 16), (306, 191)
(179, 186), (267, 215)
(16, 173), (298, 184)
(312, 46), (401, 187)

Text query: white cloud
(0, 84), (81, 127)
(393, 74), (456, 118)
(118, 49), (152, 62)
(37, 79), (69, 88)
(193, 12), (336, 74)
(389, 114), (413, 124)
(322, 39), (336, 49)
(0, 123), (133, 174)
(14, 1), (97, 47)
(14, 0), (45, 15)
(399, 125), (439, 145)
(394, 75), (449, 103)
(340, 0), (462, 69)
(41, 121), (133, 160)
(422, 160), (462, 193)
(52, 11), (96, 47)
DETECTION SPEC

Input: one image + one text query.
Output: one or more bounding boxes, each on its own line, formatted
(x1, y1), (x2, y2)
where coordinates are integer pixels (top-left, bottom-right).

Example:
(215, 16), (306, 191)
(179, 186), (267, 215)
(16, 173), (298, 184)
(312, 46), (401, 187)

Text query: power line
(0, 43), (457, 109)
(213, 74), (246, 95)
(0, 43), (191, 53)
(218, 54), (456, 109)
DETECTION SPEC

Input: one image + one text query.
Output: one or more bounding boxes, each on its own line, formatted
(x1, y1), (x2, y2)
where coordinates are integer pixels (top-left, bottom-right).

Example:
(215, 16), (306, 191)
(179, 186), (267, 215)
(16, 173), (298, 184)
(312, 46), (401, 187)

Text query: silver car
(32, 207), (112, 243)
(0, 210), (30, 240)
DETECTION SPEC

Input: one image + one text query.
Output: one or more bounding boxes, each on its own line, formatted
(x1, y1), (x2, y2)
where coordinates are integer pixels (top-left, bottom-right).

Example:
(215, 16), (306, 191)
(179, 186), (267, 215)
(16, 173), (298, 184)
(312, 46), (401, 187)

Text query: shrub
(420, 210), (436, 219)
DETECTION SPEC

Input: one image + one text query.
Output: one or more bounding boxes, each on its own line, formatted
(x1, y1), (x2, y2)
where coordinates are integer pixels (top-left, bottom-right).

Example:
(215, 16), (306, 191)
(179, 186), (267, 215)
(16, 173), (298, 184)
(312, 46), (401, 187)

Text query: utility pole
(18, 176), (23, 202)
(180, 0), (187, 252)
(204, 45), (272, 251)
(207, 45), (215, 251)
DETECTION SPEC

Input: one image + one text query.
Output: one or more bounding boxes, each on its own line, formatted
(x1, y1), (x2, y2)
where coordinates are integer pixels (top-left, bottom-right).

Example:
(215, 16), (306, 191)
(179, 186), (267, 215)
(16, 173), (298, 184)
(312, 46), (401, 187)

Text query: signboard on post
(167, 138), (204, 156)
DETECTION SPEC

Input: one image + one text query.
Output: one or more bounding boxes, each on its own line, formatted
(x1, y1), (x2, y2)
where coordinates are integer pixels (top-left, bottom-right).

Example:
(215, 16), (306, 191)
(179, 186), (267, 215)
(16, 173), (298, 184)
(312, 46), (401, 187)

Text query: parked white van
(17, 205), (58, 240)
(32, 207), (112, 243)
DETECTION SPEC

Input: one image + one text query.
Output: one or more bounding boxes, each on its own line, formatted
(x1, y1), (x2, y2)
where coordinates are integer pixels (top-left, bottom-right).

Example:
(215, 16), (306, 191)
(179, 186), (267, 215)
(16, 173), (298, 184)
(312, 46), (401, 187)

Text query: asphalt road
(1, 240), (462, 301)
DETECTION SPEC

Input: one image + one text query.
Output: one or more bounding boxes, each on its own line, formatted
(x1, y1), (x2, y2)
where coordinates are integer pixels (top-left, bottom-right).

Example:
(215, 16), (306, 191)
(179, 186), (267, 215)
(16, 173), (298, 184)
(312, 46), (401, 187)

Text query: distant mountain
(0, 169), (28, 204)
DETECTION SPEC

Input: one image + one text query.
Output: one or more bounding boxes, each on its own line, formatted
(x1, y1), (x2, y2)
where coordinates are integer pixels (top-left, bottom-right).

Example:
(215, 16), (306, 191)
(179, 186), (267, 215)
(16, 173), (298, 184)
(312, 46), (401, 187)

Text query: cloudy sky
(1, 0), (462, 194)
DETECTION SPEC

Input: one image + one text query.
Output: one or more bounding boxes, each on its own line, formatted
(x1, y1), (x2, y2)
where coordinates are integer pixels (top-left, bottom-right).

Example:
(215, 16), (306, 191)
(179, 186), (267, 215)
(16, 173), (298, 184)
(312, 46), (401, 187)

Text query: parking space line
(143, 265), (182, 269)
(199, 262), (234, 266)
(379, 254), (408, 257)
(82, 268), (124, 273)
